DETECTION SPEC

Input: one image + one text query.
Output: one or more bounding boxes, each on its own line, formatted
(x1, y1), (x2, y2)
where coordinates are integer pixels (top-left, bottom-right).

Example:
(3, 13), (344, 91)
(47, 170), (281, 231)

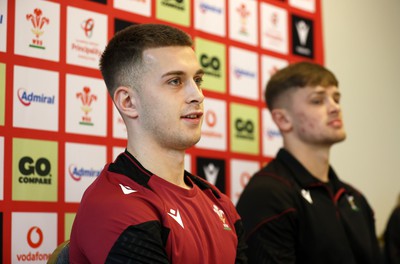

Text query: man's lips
(181, 112), (203, 119)
(181, 112), (203, 125)
(328, 119), (343, 128)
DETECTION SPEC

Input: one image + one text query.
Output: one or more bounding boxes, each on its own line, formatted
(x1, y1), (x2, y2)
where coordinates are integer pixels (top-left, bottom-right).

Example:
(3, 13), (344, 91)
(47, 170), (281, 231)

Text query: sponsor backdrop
(0, 0), (323, 262)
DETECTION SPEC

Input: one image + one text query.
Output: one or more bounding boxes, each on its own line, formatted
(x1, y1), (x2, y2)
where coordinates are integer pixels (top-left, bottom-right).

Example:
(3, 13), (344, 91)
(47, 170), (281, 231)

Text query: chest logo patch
(213, 205), (232, 231)
(119, 184), (137, 195)
(168, 209), (184, 228)
(301, 189), (313, 204)
(346, 195), (360, 211)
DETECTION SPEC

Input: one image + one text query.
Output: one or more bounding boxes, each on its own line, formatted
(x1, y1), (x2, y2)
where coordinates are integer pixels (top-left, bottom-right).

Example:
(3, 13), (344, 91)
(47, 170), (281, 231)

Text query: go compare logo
(12, 138), (58, 202)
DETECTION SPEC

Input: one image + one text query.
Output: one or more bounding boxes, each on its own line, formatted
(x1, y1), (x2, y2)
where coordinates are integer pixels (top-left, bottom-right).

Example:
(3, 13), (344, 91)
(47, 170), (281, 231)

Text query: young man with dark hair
(69, 23), (247, 263)
(236, 62), (380, 264)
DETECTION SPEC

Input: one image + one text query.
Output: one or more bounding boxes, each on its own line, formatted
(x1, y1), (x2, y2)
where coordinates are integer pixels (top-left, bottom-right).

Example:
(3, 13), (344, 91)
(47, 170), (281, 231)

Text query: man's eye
(169, 79), (182, 86)
(311, 99), (323, 104)
(333, 97), (341, 104)
(194, 77), (203, 87)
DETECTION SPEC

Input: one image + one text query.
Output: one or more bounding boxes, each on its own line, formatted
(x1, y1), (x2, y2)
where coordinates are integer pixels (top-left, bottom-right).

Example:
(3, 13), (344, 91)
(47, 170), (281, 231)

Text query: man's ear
(271, 108), (292, 132)
(113, 86), (138, 118)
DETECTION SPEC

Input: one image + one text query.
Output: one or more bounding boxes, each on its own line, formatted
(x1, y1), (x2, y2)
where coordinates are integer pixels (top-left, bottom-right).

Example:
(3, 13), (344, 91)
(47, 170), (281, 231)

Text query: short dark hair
(265, 61), (338, 110)
(99, 23), (193, 96)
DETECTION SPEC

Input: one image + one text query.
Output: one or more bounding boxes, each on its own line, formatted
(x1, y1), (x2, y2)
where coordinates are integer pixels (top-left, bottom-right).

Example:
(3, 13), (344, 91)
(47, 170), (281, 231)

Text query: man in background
(237, 61), (380, 264)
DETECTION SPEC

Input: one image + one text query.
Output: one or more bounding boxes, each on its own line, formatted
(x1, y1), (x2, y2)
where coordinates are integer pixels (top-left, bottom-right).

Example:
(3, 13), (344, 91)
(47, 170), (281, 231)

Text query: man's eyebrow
(311, 90), (341, 97)
(161, 69), (205, 78)
(196, 69), (205, 75)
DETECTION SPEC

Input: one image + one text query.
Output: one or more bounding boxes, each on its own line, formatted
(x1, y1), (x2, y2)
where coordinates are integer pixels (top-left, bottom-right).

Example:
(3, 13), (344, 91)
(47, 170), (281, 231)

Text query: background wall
(322, 0), (400, 236)
(0, 0), (325, 263)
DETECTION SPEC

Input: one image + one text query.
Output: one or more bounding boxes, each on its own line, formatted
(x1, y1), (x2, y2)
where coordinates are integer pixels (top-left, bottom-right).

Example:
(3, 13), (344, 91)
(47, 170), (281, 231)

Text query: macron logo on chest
(119, 184), (137, 194)
(168, 209), (184, 228)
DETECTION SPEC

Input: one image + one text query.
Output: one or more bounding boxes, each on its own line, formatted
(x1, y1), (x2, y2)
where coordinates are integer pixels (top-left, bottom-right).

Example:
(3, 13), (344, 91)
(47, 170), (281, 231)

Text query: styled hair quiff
(265, 61), (338, 110)
(99, 23), (193, 96)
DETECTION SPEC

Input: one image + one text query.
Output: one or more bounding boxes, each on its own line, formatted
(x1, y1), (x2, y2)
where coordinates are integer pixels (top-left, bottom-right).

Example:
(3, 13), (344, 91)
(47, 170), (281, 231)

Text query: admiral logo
(76, 86), (97, 126)
(234, 67), (256, 79)
(16, 226), (51, 262)
(81, 18), (94, 38)
(200, 54), (221, 77)
(17, 88), (55, 106)
(267, 129), (281, 139)
(236, 4), (250, 34)
(26, 8), (49, 50)
(18, 156), (52, 184)
(161, 0), (185, 11)
(292, 15), (314, 58)
(235, 118), (254, 140)
(199, 1), (222, 14)
(69, 164), (101, 181)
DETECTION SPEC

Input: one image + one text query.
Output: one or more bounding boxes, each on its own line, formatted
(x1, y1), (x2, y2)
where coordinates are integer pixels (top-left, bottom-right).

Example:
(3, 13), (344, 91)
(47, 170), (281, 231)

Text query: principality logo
(236, 4), (250, 35)
(212, 204), (231, 230)
(17, 88), (55, 106)
(81, 18), (95, 38)
(26, 8), (50, 50)
(76, 86), (97, 126)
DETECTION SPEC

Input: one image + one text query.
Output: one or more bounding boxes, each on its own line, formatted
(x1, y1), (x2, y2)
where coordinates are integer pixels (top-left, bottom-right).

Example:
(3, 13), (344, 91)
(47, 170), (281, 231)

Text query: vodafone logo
(205, 110), (217, 127)
(240, 171), (251, 188)
(27, 226), (43, 248)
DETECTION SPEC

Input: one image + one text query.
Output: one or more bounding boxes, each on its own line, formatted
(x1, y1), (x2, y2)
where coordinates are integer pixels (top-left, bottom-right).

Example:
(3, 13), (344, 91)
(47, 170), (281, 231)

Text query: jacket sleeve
(384, 207), (400, 264)
(105, 221), (170, 264)
(236, 173), (298, 264)
(234, 220), (248, 264)
(245, 209), (297, 264)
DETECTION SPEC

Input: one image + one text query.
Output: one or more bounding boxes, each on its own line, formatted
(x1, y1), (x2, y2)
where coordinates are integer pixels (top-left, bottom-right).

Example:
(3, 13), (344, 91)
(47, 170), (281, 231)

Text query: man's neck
(284, 141), (331, 182)
(126, 140), (190, 189)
